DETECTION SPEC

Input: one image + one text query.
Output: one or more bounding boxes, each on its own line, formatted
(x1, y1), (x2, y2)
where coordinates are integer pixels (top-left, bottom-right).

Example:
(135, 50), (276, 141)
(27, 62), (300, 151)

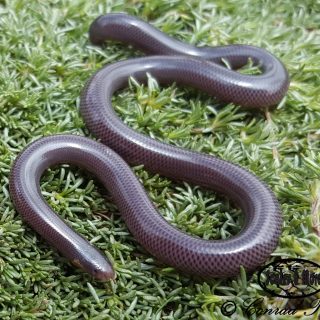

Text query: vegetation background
(0, 0), (319, 319)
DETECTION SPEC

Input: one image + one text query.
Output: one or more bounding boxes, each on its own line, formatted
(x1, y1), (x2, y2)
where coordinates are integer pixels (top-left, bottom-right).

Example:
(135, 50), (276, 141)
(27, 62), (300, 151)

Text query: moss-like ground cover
(0, 0), (319, 319)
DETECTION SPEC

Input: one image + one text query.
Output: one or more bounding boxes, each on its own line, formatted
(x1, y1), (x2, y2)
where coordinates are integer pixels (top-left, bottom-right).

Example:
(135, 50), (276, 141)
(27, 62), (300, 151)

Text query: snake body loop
(9, 13), (289, 281)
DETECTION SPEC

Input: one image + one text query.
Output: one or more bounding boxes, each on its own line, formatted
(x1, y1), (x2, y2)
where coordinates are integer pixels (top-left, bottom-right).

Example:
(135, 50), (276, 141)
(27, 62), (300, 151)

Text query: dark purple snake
(9, 13), (289, 281)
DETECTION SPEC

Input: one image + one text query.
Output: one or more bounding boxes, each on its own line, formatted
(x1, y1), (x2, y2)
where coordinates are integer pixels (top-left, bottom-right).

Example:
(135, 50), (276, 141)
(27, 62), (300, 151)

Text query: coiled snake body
(9, 13), (289, 281)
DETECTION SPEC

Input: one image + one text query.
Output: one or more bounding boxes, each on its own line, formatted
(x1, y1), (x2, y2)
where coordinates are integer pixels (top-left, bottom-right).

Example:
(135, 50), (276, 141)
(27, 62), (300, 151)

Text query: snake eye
(91, 265), (115, 281)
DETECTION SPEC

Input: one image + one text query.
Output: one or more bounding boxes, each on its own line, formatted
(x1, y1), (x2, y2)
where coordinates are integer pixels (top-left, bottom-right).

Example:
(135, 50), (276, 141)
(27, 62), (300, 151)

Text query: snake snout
(92, 265), (116, 281)
(72, 254), (115, 281)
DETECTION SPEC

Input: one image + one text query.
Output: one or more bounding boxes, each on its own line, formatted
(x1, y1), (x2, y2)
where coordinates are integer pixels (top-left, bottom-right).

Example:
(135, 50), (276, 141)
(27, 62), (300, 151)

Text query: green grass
(0, 0), (319, 319)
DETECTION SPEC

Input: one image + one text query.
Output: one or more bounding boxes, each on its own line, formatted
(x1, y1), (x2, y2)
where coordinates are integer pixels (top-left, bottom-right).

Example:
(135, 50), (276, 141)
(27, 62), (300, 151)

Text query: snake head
(72, 257), (115, 281)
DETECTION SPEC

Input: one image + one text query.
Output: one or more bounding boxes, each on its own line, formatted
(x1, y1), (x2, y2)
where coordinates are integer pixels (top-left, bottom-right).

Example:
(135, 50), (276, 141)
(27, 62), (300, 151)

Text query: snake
(9, 13), (289, 281)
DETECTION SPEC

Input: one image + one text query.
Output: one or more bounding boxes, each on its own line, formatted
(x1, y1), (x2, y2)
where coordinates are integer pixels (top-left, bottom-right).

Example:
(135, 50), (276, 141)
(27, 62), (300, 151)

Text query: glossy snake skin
(9, 13), (289, 281)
